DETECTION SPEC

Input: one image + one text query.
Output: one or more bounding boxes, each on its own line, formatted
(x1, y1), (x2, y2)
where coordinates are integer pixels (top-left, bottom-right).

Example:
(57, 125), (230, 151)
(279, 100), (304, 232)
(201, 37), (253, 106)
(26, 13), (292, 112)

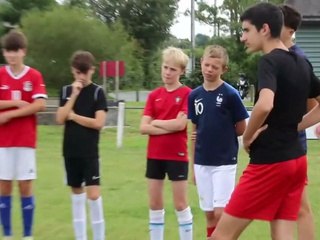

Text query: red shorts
(225, 155), (307, 221)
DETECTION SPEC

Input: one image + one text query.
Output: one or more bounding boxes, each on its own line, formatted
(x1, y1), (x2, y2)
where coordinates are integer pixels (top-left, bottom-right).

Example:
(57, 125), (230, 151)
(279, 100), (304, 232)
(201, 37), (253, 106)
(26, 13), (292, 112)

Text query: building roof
(285, 0), (320, 23)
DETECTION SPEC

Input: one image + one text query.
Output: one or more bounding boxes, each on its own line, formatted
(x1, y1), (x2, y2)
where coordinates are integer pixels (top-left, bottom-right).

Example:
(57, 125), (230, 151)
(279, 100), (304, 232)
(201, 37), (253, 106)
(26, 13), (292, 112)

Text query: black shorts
(64, 157), (100, 187)
(145, 159), (188, 181)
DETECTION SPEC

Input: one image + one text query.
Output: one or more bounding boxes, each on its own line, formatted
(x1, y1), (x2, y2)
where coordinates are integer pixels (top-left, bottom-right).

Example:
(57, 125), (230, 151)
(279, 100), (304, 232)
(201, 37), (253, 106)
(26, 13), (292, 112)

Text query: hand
(67, 111), (75, 121)
(176, 111), (186, 119)
(72, 80), (83, 96)
(190, 131), (197, 141)
(315, 124), (320, 138)
(0, 112), (12, 125)
(243, 124), (268, 153)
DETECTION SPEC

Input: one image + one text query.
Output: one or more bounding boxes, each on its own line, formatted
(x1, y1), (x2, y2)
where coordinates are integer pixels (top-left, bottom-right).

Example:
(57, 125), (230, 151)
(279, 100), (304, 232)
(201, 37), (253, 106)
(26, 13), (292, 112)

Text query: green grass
(6, 108), (320, 239)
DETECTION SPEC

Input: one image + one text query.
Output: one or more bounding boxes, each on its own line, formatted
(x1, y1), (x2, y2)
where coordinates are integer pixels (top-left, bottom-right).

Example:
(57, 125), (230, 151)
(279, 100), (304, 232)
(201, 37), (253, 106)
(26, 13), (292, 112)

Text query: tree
(88, 0), (179, 88)
(195, 33), (210, 47)
(60, 0), (88, 8)
(195, 0), (285, 41)
(21, 6), (143, 91)
(195, 1), (229, 37)
(0, 0), (56, 27)
(186, 0), (284, 88)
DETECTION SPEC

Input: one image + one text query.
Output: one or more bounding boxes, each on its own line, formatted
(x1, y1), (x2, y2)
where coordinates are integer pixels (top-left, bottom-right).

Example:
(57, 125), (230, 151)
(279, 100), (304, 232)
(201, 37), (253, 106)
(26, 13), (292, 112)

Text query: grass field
(6, 104), (320, 239)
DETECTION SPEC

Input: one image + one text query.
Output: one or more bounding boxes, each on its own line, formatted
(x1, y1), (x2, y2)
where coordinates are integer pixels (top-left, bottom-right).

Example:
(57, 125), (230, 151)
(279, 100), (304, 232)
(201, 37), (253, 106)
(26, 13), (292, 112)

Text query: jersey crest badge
(216, 93), (223, 107)
(23, 81), (33, 92)
(175, 96), (181, 103)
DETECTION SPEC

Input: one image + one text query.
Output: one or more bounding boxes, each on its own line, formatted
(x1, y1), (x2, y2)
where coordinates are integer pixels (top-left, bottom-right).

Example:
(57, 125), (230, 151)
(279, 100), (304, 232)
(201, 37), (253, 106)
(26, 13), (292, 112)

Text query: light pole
(191, 0), (195, 73)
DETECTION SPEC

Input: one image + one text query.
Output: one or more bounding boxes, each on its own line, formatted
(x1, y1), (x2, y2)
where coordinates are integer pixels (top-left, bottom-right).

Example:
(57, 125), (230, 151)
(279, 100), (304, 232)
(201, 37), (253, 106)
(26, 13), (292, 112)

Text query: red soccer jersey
(0, 66), (47, 148)
(143, 85), (191, 161)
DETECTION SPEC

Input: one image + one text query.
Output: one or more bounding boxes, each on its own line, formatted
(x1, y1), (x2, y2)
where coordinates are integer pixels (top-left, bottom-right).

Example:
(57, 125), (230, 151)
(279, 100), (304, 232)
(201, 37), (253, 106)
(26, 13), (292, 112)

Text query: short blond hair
(162, 47), (189, 71)
(203, 45), (229, 67)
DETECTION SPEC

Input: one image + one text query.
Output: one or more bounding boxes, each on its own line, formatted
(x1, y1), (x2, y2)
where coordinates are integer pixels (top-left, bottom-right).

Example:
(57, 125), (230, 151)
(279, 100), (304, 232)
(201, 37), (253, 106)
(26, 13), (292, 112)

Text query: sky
(170, 0), (223, 39)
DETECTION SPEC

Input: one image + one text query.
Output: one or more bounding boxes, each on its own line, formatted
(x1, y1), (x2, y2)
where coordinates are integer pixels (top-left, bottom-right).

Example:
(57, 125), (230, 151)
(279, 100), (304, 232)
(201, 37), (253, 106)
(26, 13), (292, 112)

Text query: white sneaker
(22, 237), (33, 240)
(3, 237), (13, 240)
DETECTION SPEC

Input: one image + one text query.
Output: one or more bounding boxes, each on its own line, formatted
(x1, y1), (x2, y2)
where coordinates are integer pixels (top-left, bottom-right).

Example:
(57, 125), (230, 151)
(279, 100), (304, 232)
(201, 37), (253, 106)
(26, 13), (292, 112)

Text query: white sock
(149, 209), (165, 240)
(72, 193), (87, 240)
(176, 206), (193, 240)
(88, 197), (105, 240)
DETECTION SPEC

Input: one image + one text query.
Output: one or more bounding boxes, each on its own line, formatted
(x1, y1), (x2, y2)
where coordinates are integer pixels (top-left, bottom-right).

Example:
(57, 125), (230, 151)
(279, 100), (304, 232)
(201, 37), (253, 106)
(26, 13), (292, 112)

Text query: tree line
(0, 0), (283, 95)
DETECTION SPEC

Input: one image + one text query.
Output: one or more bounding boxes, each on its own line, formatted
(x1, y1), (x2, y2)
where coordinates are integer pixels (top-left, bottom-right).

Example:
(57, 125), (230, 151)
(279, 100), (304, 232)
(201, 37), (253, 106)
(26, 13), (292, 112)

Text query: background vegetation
(0, 0), (283, 93)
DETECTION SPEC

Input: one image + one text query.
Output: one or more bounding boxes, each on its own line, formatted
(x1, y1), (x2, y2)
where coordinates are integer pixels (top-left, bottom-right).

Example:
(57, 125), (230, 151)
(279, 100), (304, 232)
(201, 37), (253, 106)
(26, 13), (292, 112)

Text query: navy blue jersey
(290, 44), (307, 153)
(188, 82), (249, 166)
(290, 45), (306, 57)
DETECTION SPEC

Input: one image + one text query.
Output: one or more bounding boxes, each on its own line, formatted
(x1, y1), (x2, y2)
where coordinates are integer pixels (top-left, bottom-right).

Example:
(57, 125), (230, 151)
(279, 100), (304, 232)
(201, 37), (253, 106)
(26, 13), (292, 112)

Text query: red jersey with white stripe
(0, 66), (47, 148)
(143, 85), (191, 161)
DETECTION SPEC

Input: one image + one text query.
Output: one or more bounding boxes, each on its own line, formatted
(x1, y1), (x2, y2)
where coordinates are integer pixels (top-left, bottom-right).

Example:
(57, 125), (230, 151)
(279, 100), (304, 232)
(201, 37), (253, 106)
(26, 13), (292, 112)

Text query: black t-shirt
(59, 83), (108, 158)
(250, 49), (320, 164)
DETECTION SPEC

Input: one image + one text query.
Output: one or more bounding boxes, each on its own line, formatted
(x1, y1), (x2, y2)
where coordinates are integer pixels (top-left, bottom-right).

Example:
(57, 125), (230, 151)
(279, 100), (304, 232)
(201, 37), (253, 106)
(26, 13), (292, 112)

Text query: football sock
(176, 206), (193, 240)
(72, 193), (87, 240)
(21, 196), (35, 237)
(149, 209), (165, 240)
(0, 196), (12, 236)
(88, 197), (105, 240)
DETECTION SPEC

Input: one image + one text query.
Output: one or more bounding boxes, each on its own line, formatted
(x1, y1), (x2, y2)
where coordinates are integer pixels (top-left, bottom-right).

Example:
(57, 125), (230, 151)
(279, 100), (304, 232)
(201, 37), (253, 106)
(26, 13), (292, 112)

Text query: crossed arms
(0, 98), (46, 125)
(56, 81), (106, 130)
(140, 111), (188, 135)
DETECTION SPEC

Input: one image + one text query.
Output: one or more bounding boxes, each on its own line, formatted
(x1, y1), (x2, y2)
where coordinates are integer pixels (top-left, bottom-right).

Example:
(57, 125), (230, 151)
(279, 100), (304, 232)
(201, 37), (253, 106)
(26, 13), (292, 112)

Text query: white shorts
(0, 147), (37, 180)
(194, 164), (237, 211)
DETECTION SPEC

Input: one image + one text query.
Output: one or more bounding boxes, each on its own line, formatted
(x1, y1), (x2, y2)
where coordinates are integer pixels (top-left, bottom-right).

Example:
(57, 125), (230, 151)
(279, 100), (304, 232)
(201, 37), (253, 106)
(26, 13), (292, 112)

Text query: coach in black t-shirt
(208, 3), (320, 240)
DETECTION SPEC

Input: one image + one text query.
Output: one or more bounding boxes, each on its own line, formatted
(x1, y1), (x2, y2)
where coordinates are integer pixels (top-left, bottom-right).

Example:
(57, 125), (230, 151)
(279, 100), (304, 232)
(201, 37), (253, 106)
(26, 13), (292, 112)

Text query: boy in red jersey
(208, 3), (320, 240)
(140, 47), (193, 240)
(0, 30), (47, 240)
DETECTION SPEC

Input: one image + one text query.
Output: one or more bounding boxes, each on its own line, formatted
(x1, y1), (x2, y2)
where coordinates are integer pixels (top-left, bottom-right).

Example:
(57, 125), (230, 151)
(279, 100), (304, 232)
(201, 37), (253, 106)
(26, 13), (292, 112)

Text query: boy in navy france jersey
(188, 45), (248, 239)
(56, 51), (107, 240)
(140, 47), (193, 240)
(279, 4), (319, 240)
(209, 3), (320, 240)
(0, 30), (47, 240)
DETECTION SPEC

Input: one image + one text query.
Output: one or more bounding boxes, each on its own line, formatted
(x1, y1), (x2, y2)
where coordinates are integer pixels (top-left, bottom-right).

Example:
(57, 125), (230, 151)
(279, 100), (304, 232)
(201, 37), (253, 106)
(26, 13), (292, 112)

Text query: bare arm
(151, 111), (188, 132)
(298, 95), (320, 131)
(243, 89), (274, 153)
(235, 119), (247, 136)
(190, 123), (197, 184)
(307, 98), (318, 112)
(140, 115), (174, 135)
(0, 100), (30, 110)
(0, 98), (46, 125)
(68, 110), (106, 130)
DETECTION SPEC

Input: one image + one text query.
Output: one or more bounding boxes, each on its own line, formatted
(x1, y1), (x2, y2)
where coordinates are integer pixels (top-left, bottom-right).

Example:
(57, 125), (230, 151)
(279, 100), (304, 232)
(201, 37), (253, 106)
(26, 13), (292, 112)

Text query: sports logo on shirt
(194, 98), (203, 115)
(175, 96), (181, 103)
(23, 81), (33, 92)
(0, 85), (9, 90)
(216, 94), (223, 107)
(11, 90), (21, 100)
